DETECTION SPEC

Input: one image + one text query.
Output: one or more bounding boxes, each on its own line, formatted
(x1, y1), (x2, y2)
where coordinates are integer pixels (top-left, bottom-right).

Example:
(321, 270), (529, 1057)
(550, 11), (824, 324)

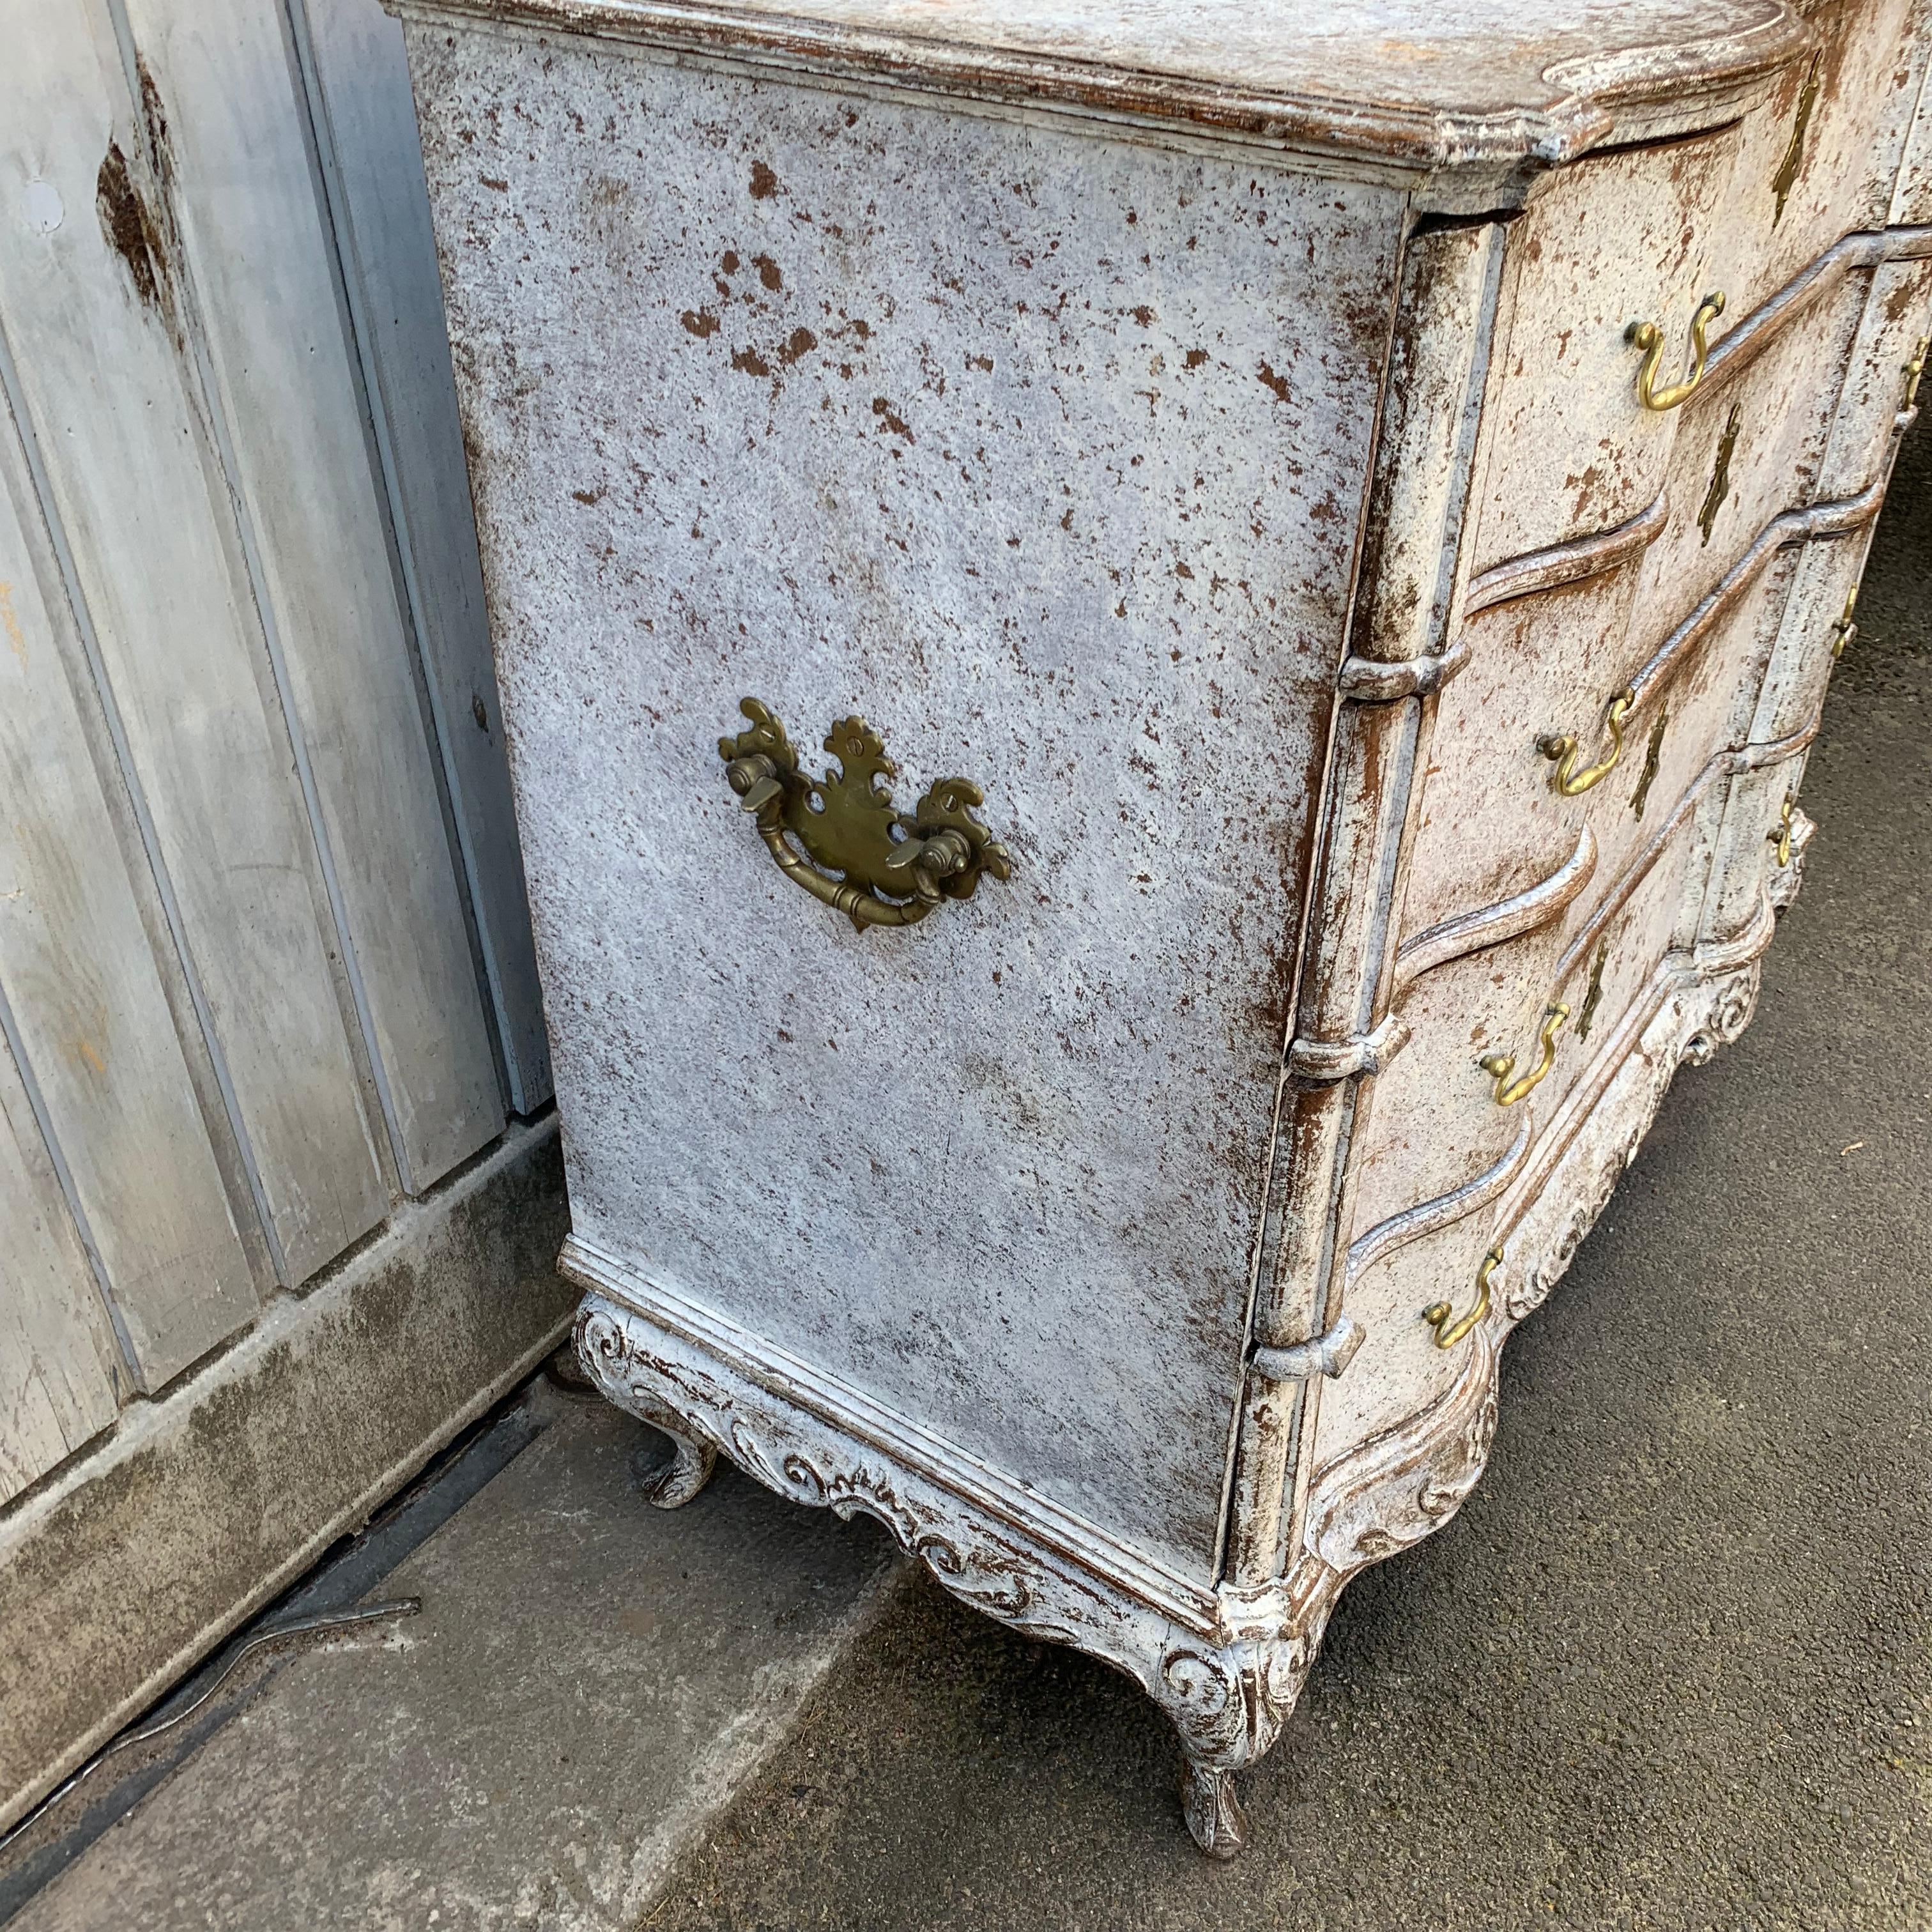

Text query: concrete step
(3, 1375), (903, 1932)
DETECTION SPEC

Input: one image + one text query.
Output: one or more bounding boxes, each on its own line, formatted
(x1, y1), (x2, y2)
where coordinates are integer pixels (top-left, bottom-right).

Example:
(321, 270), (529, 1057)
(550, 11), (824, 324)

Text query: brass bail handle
(1831, 586), (1859, 659)
(1425, 1246), (1503, 1349)
(1540, 689), (1633, 796)
(1626, 291), (1726, 411)
(1481, 1002), (1569, 1107)
(719, 696), (1011, 933)
(1904, 336), (1928, 412)
(1769, 794), (1795, 867)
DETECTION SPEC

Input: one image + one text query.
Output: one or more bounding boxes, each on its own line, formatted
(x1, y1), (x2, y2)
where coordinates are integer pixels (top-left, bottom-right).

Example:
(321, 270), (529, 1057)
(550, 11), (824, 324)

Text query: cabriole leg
(1181, 1759), (1248, 1859)
(574, 1304), (717, 1508)
(631, 1411), (717, 1509)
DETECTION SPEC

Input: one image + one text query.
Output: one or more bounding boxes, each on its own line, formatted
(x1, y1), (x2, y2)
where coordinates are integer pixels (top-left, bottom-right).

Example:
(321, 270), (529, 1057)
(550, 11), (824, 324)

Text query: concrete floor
(5, 434), (1927, 1932)
(639, 434), (1932, 1926)
(3, 1384), (901, 1932)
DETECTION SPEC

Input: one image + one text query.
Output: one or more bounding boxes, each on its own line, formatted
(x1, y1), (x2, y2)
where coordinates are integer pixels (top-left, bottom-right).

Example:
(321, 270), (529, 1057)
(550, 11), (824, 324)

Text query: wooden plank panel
(119, 0), (507, 1190)
(0, 1022), (122, 1506)
(0, 0), (387, 1282)
(0, 410), (258, 1385)
(295, 0), (553, 1114)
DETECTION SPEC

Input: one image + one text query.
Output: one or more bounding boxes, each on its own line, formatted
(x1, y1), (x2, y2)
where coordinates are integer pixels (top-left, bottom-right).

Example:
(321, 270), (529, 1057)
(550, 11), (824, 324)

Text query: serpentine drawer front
(392, 0), (1932, 1859)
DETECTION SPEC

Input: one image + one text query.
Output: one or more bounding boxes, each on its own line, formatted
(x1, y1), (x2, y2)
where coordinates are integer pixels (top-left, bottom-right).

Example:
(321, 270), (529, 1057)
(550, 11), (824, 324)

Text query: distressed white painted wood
(293, 0), (553, 1115)
(0, 1023), (122, 1506)
(0, 401), (257, 1388)
(119, 0), (503, 1195)
(397, 0), (1932, 1859)
(0, 0), (387, 1283)
(415, 30), (1406, 1579)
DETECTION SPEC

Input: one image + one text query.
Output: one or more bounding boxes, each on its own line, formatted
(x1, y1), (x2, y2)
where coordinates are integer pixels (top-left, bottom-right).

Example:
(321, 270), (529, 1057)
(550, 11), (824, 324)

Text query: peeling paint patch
(96, 141), (165, 314)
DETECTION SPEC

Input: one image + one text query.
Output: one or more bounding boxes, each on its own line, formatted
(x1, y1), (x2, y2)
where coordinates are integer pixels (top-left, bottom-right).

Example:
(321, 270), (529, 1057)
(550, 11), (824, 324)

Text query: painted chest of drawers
(394, 0), (1932, 1855)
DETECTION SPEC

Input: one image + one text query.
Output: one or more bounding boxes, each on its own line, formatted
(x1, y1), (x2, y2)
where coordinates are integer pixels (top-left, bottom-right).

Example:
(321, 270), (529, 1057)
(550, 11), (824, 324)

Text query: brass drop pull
(1770, 795), (1795, 867)
(1832, 586), (1859, 659)
(1480, 1002), (1569, 1107)
(1905, 337), (1928, 412)
(719, 698), (1011, 932)
(1626, 292), (1726, 411)
(1425, 1246), (1502, 1349)
(1539, 691), (1632, 796)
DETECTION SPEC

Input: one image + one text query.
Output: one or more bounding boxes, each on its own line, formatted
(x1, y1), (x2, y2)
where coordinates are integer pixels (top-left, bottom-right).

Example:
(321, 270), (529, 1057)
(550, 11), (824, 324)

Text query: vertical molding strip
(0, 319), (292, 1286)
(0, 970), (137, 1387)
(281, 0), (518, 1115)
(102, 0), (418, 1197)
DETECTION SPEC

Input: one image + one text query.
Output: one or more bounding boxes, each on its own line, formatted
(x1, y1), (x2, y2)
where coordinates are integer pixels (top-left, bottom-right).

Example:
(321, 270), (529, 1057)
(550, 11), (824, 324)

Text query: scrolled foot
(633, 1427), (716, 1508)
(1181, 1760), (1247, 1860)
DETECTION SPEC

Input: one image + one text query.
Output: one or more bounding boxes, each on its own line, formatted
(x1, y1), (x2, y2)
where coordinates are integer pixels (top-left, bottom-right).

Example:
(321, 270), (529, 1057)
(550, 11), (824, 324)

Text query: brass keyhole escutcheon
(1630, 706), (1668, 820)
(1697, 404), (1741, 548)
(1576, 940), (1611, 1043)
(1771, 54), (1821, 225)
(719, 698), (1011, 932)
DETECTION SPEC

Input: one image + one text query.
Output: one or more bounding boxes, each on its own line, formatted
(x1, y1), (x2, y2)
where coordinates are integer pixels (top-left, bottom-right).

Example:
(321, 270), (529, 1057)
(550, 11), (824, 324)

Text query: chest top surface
(394, 0), (1823, 166)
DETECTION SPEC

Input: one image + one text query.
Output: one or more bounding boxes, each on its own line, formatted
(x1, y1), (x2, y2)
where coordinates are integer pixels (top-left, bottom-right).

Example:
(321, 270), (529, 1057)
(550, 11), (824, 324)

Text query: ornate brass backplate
(719, 697), (1012, 931)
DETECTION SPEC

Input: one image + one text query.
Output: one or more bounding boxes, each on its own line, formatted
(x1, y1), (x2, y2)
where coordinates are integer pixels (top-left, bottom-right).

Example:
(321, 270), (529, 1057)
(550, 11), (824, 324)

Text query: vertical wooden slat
(115, 0), (508, 1192)
(0, 0), (387, 1282)
(0, 1023), (122, 1506)
(0, 408), (258, 1386)
(292, 0), (554, 1115)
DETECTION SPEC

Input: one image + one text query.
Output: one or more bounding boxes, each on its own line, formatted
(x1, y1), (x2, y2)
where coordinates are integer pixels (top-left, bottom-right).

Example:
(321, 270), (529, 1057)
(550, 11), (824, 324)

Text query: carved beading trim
(1624, 473), (1890, 719)
(1335, 636), (1471, 702)
(564, 946), (1774, 1806)
(1286, 1010), (1410, 1084)
(1463, 491), (1669, 616)
(1392, 825), (1597, 995)
(1344, 1113), (1533, 1284)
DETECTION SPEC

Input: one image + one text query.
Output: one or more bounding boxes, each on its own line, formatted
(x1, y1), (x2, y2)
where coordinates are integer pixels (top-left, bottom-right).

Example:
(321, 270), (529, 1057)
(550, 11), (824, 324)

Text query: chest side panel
(412, 30), (1403, 1583)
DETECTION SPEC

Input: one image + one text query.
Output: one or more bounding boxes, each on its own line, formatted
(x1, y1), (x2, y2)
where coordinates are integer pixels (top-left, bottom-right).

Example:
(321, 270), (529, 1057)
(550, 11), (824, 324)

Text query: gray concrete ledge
(0, 1116), (572, 1832)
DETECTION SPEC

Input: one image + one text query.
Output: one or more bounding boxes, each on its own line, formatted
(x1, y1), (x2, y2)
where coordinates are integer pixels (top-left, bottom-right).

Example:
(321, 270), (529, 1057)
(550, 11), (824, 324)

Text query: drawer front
(1402, 542), (1798, 967)
(1354, 808), (1701, 1243)
(1816, 255), (1932, 498)
(1627, 270), (1866, 620)
(1715, 0), (1920, 319)
(415, 31), (1409, 1585)
(1469, 128), (1740, 573)
(1750, 525), (1872, 746)
(1330, 815), (1702, 1458)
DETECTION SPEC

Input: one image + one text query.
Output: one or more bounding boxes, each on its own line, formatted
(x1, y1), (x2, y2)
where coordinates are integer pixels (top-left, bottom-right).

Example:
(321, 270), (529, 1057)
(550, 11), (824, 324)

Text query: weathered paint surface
(414, 27), (1404, 1580)
(397, 0), (1932, 1858)
(0, 0), (562, 1832)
